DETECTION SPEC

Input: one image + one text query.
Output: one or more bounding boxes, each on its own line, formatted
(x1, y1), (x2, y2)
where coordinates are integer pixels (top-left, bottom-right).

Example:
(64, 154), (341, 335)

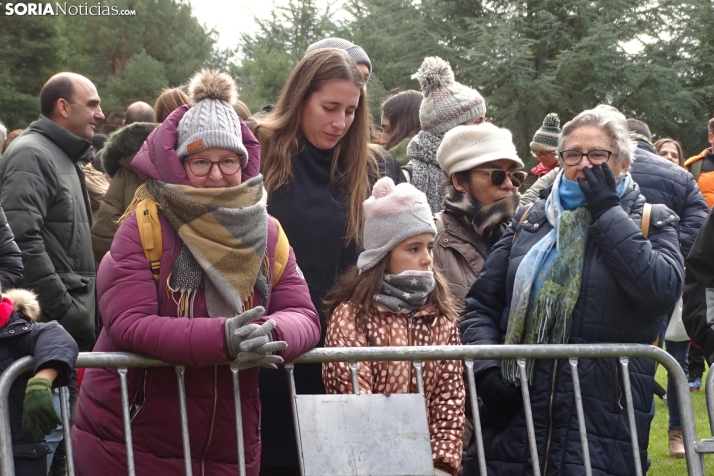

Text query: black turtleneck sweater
(267, 141), (359, 332)
(260, 141), (361, 470)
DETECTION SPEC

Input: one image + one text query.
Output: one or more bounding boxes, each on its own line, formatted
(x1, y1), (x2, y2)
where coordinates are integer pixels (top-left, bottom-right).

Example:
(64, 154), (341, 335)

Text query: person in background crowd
(434, 123), (525, 301)
(234, 100), (252, 121)
(90, 133), (107, 154)
(655, 138), (685, 167)
(153, 87), (189, 123)
(122, 101), (155, 126)
(324, 177), (465, 476)
(0, 287), (78, 476)
(2, 129), (24, 156)
(380, 90), (423, 167)
(408, 56), (487, 213)
(254, 48), (386, 476)
(529, 113), (561, 178)
(0, 120), (6, 147)
(305, 37), (372, 81)
(683, 206), (714, 389)
(85, 133), (109, 220)
(71, 70), (319, 476)
(0, 72), (103, 475)
(460, 105), (684, 476)
(684, 117), (714, 207)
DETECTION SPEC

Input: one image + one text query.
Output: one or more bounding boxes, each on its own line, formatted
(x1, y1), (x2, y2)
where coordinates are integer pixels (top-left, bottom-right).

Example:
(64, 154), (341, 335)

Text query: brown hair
(708, 117), (714, 135)
(254, 48), (379, 244)
(654, 137), (685, 168)
(381, 90), (423, 150)
(2, 129), (24, 155)
(154, 88), (189, 123)
(233, 100), (252, 121)
(324, 260), (462, 331)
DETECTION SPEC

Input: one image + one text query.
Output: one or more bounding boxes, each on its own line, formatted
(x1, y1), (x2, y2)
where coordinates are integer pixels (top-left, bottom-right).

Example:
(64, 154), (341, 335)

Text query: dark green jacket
(0, 116), (96, 351)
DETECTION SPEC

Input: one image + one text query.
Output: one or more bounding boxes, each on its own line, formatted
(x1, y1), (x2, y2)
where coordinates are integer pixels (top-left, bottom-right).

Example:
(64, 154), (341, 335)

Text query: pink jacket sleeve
(97, 213), (229, 367)
(266, 244), (321, 363)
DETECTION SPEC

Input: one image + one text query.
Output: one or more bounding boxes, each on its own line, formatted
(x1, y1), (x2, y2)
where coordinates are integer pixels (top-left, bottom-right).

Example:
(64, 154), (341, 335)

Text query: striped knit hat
(357, 177), (437, 272)
(176, 70), (248, 166)
(530, 113), (561, 152)
(412, 56), (486, 135)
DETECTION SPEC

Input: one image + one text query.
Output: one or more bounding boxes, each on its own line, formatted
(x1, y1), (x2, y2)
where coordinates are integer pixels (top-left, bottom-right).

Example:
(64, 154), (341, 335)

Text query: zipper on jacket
(407, 311), (415, 394)
(200, 366), (219, 476)
(542, 360), (558, 476)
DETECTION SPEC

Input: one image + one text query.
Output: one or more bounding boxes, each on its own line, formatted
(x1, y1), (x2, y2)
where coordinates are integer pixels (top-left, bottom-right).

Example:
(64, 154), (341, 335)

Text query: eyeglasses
(559, 149), (613, 166)
(475, 169), (527, 187)
(186, 157), (242, 177)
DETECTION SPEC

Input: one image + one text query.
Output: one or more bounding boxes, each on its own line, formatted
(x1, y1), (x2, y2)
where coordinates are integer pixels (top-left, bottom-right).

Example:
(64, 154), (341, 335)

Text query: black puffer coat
(0, 206), (23, 290)
(461, 185), (683, 476)
(631, 140), (707, 257)
(0, 116), (96, 351)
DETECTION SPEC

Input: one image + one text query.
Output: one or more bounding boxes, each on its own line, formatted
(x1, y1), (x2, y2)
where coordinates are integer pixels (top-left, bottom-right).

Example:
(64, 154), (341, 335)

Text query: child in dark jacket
(0, 288), (78, 476)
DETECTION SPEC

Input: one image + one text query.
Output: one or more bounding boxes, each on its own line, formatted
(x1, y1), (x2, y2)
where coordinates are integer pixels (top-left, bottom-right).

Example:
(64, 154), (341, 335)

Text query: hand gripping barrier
(0, 344), (704, 476)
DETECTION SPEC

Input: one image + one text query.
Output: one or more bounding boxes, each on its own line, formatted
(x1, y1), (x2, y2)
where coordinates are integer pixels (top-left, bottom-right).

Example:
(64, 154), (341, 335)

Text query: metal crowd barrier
(0, 344), (705, 476)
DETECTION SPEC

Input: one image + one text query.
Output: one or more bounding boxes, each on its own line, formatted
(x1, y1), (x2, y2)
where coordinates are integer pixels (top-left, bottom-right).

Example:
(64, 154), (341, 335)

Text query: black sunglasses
(475, 169), (528, 187)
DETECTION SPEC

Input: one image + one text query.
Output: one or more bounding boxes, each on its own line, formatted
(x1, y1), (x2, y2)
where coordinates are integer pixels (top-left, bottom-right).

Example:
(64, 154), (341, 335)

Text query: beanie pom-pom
(372, 177), (396, 198)
(543, 113), (560, 128)
(188, 69), (238, 105)
(411, 56), (454, 97)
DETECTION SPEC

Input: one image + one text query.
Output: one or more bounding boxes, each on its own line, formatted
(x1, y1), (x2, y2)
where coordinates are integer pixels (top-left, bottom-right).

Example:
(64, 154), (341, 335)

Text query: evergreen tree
(233, 0), (338, 112)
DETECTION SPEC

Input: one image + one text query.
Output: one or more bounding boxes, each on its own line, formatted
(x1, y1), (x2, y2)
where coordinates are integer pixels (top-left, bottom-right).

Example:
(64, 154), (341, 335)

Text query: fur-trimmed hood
(102, 122), (158, 178)
(4, 289), (40, 322)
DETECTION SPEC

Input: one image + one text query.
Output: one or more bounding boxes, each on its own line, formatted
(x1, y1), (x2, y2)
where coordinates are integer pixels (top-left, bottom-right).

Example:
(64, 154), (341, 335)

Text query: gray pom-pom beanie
(412, 56), (486, 135)
(357, 177), (437, 273)
(176, 70), (248, 166)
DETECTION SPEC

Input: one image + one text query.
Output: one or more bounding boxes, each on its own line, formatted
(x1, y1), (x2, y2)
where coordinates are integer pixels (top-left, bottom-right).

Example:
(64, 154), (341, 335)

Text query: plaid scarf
(146, 175), (268, 318)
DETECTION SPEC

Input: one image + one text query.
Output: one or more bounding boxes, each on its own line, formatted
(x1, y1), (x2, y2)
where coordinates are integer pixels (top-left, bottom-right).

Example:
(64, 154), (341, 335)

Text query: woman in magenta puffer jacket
(71, 71), (320, 476)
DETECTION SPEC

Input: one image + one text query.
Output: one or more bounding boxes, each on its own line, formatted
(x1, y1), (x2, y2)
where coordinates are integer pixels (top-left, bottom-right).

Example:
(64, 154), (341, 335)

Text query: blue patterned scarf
(502, 170), (633, 384)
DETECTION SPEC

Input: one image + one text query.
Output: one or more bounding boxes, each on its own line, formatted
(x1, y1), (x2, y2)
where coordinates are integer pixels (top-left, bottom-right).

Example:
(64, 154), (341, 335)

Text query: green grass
(650, 366), (714, 474)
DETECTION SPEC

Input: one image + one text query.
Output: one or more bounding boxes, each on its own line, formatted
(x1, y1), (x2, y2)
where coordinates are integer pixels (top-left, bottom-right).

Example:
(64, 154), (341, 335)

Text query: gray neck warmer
(374, 270), (435, 313)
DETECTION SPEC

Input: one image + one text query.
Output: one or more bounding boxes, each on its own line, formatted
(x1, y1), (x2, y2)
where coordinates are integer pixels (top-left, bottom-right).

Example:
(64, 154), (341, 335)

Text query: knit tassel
(117, 184), (152, 224)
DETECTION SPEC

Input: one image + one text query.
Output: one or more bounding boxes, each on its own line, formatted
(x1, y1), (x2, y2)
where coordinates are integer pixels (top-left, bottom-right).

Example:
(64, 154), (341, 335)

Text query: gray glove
(224, 306), (288, 369)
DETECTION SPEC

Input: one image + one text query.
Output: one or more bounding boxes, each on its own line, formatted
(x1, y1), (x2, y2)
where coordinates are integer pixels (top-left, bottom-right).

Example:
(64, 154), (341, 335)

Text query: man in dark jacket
(0, 72), (103, 474)
(0, 72), (101, 351)
(0, 206), (23, 290)
(683, 209), (714, 358)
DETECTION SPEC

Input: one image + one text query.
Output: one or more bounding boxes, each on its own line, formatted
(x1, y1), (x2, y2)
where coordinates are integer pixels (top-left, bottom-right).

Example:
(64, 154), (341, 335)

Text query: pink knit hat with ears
(357, 177), (437, 272)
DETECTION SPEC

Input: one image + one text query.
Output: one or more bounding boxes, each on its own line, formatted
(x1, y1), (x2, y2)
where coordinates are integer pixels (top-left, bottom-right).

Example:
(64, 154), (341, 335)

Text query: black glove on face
(476, 367), (522, 411)
(577, 163), (621, 221)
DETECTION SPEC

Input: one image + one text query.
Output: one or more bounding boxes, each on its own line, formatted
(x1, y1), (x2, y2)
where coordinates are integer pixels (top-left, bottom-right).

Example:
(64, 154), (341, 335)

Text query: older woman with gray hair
(460, 104), (684, 476)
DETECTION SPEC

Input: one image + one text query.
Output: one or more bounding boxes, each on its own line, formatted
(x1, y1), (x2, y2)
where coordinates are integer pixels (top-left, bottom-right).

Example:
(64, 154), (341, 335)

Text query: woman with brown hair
(253, 48), (386, 475)
(153, 87), (189, 123)
(380, 90), (423, 165)
(655, 137), (685, 168)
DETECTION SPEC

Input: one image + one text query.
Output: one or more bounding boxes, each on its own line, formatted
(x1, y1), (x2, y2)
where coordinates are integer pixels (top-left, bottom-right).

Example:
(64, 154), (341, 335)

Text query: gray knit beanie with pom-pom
(412, 56), (486, 135)
(176, 70), (248, 166)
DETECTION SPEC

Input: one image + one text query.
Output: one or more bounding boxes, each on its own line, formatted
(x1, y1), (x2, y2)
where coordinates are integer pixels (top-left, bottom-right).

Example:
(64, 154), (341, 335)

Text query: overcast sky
(188, 0), (344, 52)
